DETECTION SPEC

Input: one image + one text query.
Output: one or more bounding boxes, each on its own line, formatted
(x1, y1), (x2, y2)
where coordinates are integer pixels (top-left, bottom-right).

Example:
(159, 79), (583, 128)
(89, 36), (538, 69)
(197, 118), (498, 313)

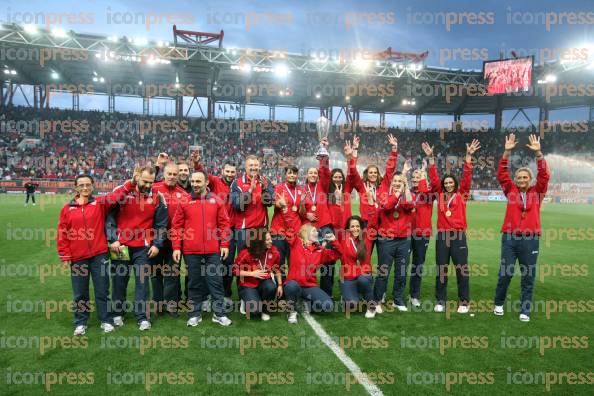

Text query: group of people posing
(57, 133), (549, 334)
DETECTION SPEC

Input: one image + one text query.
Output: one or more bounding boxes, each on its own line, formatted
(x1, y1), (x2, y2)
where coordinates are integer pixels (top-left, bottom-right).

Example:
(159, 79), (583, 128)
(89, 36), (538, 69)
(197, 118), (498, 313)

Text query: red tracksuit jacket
(171, 191), (231, 254)
(106, 188), (169, 248)
(282, 210), (341, 287)
(498, 157), (550, 235)
(57, 181), (133, 262)
(429, 162), (473, 231)
(232, 246), (281, 288)
(411, 178), (435, 237)
(231, 174), (275, 229)
(327, 174), (354, 232)
(302, 157), (333, 228)
(377, 188), (416, 238)
(152, 182), (191, 246)
(270, 182), (304, 239)
(195, 163), (236, 227)
(349, 150), (398, 228)
(335, 233), (374, 281)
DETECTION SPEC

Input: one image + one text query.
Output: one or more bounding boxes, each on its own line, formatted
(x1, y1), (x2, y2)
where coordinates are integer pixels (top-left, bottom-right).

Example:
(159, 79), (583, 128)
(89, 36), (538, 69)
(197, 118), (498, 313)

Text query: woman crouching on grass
(233, 229), (283, 321)
(277, 194), (341, 324)
(336, 216), (377, 319)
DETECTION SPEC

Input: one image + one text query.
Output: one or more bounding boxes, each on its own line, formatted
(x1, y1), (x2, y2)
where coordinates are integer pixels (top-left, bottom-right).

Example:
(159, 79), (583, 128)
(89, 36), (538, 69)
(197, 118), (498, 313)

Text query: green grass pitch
(0, 193), (592, 395)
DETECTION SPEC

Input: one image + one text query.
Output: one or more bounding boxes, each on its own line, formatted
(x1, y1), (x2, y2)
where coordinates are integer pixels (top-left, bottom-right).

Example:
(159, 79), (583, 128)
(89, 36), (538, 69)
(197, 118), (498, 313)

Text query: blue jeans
(272, 236), (290, 276)
(340, 274), (374, 311)
(184, 254), (227, 318)
(70, 253), (111, 326)
(409, 235), (430, 299)
(494, 234), (539, 316)
(317, 225), (336, 298)
(150, 246), (180, 313)
(374, 237), (411, 305)
(239, 279), (277, 317)
(284, 280), (333, 313)
(111, 246), (151, 322)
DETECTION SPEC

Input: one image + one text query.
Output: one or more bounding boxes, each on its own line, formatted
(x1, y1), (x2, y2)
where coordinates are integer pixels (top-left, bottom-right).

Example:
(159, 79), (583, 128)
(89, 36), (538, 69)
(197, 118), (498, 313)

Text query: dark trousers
(111, 246), (151, 322)
(25, 192), (35, 203)
(284, 280), (333, 313)
(409, 235), (430, 299)
(340, 274), (374, 311)
(184, 253), (227, 318)
(435, 231), (469, 305)
(272, 236), (290, 276)
(374, 237), (411, 305)
(238, 279), (277, 317)
(318, 225), (336, 298)
(150, 246), (180, 313)
(222, 229), (237, 298)
(494, 234), (539, 315)
(70, 254), (111, 326)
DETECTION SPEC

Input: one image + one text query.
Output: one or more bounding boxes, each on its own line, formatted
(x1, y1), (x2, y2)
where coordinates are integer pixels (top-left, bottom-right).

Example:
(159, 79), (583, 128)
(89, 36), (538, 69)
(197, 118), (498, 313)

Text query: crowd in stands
(1, 105), (593, 189)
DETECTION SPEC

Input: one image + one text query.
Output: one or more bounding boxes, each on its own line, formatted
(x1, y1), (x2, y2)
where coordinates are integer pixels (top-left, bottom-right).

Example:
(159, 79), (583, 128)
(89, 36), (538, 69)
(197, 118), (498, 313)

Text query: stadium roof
(1, 23), (593, 115)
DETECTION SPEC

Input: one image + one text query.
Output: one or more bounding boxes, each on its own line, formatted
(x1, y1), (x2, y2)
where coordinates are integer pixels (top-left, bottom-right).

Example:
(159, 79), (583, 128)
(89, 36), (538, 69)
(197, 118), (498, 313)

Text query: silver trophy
(315, 116), (330, 159)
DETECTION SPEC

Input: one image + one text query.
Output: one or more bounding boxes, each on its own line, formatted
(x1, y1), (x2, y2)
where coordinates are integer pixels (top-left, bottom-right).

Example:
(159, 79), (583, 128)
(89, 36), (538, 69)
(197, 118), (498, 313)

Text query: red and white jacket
(270, 182), (304, 240)
(152, 182), (191, 246)
(171, 191), (231, 255)
(230, 174), (275, 229)
(335, 232), (375, 281)
(411, 178), (435, 237)
(57, 181), (133, 262)
(429, 162), (473, 231)
(350, 150), (398, 229)
(232, 246), (281, 288)
(282, 210), (341, 287)
(195, 163), (237, 227)
(377, 187), (416, 238)
(302, 157), (333, 228)
(498, 157), (549, 235)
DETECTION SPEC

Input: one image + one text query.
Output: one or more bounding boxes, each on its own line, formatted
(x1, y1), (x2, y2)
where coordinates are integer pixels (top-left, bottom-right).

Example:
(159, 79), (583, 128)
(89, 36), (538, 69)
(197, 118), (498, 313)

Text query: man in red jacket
(106, 166), (169, 331)
(230, 155), (275, 253)
(193, 151), (238, 302)
(57, 173), (134, 335)
(172, 171), (233, 327)
(151, 162), (190, 316)
(494, 134), (550, 322)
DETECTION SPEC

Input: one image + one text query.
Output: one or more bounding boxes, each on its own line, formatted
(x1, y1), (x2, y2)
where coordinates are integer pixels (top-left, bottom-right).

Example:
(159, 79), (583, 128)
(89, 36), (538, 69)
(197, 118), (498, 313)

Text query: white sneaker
(364, 309), (376, 319)
(113, 316), (124, 327)
(240, 300), (246, 315)
(375, 304), (383, 314)
(138, 320), (151, 331)
(100, 323), (115, 333)
(32, 203), (36, 206)
(187, 316), (202, 327)
(457, 305), (469, 314)
(493, 305), (504, 316)
(434, 304), (445, 313)
(73, 325), (87, 336)
(212, 315), (232, 326)
(395, 305), (408, 312)
(410, 298), (421, 307)
(519, 314), (530, 322)
(261, 313), (271, 321)
(288, 312), (298, 324)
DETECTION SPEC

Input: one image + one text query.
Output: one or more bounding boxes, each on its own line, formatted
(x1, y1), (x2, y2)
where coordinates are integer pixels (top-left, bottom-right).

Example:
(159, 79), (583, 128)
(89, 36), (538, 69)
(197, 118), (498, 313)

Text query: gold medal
(521, 211), (526, 219)
(311, 205), (317, 212)
(292, 205), (298, 212)
(445, 210), (452, 217)
(393, 211), (399, 219)
(412, 208), (416, 213)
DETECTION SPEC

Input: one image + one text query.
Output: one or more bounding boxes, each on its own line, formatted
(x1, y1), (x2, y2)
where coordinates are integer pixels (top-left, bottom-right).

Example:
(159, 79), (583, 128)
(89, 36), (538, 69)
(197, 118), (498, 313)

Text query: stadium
(0, 1), (593, 395)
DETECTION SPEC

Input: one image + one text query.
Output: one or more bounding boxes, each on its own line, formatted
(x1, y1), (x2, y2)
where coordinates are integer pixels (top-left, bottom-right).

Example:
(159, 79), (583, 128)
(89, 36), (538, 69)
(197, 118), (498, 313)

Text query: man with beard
(192, 151), (238, 304)
(106, 166), (168, 331)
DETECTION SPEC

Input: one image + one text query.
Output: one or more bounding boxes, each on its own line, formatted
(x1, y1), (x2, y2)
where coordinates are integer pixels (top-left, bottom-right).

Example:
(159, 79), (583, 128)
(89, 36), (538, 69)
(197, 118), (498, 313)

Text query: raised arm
(498, 134), (517, 195)
(459, 139), (480, 197)
(526, 134), (550, 194)
(422, 142), (441, 193)
(318, 139), (331, 193)
(384, 134), (399, 182)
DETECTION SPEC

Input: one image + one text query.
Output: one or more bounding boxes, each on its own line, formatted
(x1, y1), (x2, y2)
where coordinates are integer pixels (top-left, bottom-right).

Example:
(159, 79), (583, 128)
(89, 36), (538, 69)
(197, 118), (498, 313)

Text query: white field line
(302, 312), (384, 396)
